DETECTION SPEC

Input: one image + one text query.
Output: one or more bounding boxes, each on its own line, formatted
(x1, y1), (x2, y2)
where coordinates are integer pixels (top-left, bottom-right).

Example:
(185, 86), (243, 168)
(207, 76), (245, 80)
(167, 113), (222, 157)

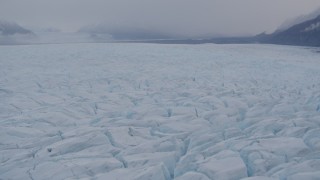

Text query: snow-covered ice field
(1, 43), (320, 180)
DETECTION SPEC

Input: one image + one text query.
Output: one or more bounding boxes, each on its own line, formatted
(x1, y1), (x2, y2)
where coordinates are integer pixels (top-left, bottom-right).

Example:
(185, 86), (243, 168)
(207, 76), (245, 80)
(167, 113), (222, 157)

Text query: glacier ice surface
(1, 43), (320, 179)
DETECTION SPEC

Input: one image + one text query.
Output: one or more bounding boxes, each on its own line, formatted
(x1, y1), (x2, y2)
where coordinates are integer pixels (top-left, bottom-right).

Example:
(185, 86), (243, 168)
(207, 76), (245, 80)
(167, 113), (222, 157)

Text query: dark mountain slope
(261, 15), (320, 46)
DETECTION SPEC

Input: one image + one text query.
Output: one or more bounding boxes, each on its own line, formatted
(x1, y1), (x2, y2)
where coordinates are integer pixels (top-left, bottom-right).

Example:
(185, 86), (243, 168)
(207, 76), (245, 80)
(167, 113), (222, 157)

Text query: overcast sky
(1, 0), (320, 37)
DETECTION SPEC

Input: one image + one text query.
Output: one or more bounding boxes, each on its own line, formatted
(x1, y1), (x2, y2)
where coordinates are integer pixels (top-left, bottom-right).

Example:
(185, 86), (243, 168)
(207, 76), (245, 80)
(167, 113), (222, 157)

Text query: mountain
(147, 14), (320, 47)
(207, 14), (320, 47)
(261, 15), (320, 46)
(135, 9), (320, 47)
(277, 8), (320, 32)
(0, 20), (33, 36)
(0, 20), (35, 45)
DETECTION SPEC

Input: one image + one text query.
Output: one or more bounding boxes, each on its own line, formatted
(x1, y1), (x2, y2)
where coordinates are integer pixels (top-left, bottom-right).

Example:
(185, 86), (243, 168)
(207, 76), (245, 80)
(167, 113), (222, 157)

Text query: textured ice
(1, 43), (320, 179)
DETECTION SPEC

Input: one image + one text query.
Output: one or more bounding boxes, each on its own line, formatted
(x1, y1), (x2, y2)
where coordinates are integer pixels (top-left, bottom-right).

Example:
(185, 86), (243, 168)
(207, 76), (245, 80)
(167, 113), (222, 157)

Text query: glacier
(0, 43), (320, 180)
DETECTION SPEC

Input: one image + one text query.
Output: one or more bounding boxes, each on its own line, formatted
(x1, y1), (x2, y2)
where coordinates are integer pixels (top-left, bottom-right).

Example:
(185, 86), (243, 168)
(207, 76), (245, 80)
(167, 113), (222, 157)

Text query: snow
(0, 43), (320, 179)
(304, 22), (320, 32)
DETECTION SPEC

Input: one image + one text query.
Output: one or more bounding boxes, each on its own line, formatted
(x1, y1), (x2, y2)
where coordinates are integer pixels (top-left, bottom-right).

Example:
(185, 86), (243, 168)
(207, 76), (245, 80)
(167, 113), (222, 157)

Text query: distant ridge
(0, 20), (35, 45)
(79, 25), (172, 40)
(0, 20), (33, 36)
(277, 8), (320, 32)
(136, 15), (320, 47)
(260, 15), (320, 47)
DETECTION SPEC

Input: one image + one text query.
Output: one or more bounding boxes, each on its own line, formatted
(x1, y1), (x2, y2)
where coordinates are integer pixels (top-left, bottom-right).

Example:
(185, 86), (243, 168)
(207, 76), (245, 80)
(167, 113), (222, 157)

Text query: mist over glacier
(1, 0), (320, 38)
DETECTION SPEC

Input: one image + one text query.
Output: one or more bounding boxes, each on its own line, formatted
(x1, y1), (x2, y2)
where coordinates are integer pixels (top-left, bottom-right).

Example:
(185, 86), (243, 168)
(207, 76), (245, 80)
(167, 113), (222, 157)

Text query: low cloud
(0, 0), (319, 38)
